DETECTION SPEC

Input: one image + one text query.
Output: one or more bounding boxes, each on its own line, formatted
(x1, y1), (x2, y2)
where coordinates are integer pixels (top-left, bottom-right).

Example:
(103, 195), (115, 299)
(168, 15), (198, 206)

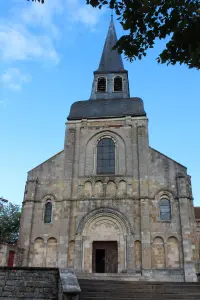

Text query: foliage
(27, 0), (44, 3)
(27, 0), (200, 69)
(87, 0), (200, 69)
(0, 201), (21, 244)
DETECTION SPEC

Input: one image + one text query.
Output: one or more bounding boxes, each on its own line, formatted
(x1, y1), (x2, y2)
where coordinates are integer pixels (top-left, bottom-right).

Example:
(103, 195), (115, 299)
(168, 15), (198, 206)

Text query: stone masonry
(17, 18), (199, 282)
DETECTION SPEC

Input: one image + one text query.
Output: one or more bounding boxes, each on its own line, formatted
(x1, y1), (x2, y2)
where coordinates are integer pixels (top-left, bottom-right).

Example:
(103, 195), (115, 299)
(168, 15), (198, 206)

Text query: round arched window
(97, 138), (115, 174)
(97, 77), (106, 92)
(114, 76), (123, 92)
(160, 198), (171, 220)
(44, 201), (52, 223)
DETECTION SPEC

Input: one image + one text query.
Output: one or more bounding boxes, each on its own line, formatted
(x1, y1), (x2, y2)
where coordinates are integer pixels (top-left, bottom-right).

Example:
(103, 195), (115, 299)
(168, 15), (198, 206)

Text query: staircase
(79, 279), (200, 300)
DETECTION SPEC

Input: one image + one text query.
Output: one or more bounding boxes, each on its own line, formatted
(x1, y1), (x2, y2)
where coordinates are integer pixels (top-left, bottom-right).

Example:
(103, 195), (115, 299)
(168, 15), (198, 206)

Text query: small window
(97, 138), (115, 174)
(97, 77), (106, 92)
(160, 199), (171, 220)
(114, 76), (123, 92)
(44, 201), (52, 223)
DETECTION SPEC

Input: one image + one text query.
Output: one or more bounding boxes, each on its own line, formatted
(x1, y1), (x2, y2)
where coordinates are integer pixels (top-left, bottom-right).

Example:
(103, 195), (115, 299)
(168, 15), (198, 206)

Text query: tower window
(114, 76), (123, 92)
(97, 77), (106, 92)
(97, 138), (115, 174)
(44, 201), (52, 223)
(160, 198), (171, 220)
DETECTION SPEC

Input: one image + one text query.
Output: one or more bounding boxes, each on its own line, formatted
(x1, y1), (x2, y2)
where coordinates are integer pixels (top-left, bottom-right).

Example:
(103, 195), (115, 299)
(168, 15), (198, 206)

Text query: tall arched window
(160, 198), (171, 220)
(97, 77), (106, 92)
(114, 76), (123, 92)
(97, 138), (115, 174)
(44, 201), (52, 223)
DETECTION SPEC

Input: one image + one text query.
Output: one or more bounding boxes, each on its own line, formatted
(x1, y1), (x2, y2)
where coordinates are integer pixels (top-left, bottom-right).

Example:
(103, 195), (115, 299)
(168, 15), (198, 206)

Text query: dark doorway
(96, 249), (105, 273)
(92, 241), (118, 273)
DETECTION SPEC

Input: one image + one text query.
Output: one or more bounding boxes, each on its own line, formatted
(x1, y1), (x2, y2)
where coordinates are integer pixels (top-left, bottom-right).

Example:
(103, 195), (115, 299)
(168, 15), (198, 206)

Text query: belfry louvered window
(160, 199), (171, 220)
(97, 77), (106, 92)
(114, 76), (123, 92)
(97, 138), (115, 174)
(44, 201), (52, 223)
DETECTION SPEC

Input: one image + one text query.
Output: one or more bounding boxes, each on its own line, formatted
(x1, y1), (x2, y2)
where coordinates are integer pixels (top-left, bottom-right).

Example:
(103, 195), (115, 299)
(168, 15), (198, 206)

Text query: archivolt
(77, 207), (132, 235)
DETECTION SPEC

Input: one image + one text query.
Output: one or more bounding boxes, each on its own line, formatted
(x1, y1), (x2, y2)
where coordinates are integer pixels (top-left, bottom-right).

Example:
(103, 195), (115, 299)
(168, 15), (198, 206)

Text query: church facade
(18, 19), (199, 282)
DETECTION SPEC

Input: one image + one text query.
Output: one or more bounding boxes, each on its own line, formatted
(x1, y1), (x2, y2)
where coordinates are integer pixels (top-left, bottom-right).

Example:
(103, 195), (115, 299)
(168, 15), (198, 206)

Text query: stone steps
(76, 272), (146, 281)
(78, 279), (200, 300)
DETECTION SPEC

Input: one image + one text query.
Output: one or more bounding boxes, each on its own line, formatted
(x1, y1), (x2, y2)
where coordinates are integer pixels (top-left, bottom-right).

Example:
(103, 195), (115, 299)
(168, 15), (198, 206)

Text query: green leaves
(0, 201), (21, 244)
(87, 0), (200, 69)
(27, 0), (44, 3)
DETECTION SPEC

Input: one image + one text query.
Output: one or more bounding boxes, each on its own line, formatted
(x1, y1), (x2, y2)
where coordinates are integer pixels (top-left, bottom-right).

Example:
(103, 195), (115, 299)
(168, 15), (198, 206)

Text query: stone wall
(0, 267), (59, 299)
(17, 116), (198, 281)
(0, 245), (17, 267)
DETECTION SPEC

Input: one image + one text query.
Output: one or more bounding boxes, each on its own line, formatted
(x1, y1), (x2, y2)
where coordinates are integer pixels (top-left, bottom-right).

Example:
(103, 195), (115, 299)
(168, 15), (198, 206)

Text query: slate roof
(67, 97), (146, 120)
(95, 16), (126, 73)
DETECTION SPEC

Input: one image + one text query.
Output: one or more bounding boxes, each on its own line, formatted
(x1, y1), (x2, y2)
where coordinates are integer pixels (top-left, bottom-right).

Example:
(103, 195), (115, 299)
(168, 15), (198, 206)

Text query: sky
(0, 0), (200, 207)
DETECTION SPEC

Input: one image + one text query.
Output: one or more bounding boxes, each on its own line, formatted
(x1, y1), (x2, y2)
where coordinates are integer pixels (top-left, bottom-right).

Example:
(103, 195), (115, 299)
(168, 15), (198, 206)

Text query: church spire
(90, 17), (130, 100)
(96, 16), (125, 73)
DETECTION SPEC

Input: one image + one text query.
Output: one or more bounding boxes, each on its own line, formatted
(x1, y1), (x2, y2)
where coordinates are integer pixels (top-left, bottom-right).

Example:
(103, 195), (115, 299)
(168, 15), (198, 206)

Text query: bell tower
(90, 16), (130, 100)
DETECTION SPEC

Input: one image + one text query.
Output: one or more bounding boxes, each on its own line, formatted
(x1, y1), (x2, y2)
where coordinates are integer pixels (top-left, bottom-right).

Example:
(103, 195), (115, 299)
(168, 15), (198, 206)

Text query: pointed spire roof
(95, 16), (126, 73)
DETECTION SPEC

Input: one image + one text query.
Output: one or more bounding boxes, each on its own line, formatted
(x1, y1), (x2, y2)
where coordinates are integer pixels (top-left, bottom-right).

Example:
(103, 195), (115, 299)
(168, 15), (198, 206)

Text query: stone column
(126, 235), (135, 273)
(62, 123), (80, 268)
(137, 123), (151, 272)
(177, 175), (197, 282)
(18, 179), (38, 266)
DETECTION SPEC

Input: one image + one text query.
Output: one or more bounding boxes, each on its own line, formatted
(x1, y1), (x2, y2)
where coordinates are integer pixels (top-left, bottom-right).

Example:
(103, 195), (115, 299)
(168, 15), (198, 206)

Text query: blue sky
(0, 0), (200, 207)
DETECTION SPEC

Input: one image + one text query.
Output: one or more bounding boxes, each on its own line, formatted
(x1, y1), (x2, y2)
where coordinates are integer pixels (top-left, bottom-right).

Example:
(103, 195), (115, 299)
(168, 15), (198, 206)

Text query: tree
(0, 200), (21, 244)
(28, 0), (200, 69)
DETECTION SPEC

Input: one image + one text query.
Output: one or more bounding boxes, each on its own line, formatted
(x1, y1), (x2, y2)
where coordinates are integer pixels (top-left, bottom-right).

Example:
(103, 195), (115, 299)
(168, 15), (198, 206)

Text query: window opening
(97, 138), (115, 174)
(160, 199), (171, 220)
(97, 77), (106, 92)
(114, 76), (123, 92)
(44, 201), (52, 223)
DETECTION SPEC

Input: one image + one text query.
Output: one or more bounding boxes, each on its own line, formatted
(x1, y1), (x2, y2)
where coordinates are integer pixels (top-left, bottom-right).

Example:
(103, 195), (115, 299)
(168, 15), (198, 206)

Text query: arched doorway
(75, 208), (132, 273)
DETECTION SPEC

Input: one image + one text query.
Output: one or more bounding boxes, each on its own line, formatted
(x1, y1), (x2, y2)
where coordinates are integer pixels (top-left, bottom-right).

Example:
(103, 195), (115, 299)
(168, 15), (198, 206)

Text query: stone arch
(152, 237), (165, 268)
(94, 181), (103, 198)
(85, 130), (126, 176)
(68, 240), (75, 267)
(167, 236), (180, 268)
(154, 189), (176, 200)
(77, 207), (132, 235)
(42, 195), (55, 223)
(84, 181), (92, 198)
(76, 207), (132, 273)
(134, 240), (141, 269)
(32, 237), (45, 267)
(106, 181), (116, 197)
(46, 238), (57, 267)
(117, 180), (127, 197)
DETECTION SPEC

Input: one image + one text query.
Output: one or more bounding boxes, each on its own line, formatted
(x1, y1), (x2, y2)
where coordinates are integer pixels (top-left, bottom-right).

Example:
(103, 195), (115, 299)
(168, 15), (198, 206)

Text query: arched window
(160, 198), (171, 220)
(44, 201), (52, 223)
(114, 76), (123, 92)
(97, 138), (115, 174)
(97, 77), (106, 92)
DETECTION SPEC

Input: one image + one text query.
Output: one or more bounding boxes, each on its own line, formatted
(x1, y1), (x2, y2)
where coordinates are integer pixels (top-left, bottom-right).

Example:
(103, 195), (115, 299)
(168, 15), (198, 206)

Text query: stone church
(18, 18), (199, 282)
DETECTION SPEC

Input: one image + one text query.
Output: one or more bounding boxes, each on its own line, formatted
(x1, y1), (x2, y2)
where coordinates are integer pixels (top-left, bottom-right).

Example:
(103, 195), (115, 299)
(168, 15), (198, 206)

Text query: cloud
(0, 0), (63, 66)
(20, 0), (63, 39)
(0, 23), (59, 64)
(1, 68), (31, 91)
(66, 0), (104, 26)
(0, 0), (105, 89)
